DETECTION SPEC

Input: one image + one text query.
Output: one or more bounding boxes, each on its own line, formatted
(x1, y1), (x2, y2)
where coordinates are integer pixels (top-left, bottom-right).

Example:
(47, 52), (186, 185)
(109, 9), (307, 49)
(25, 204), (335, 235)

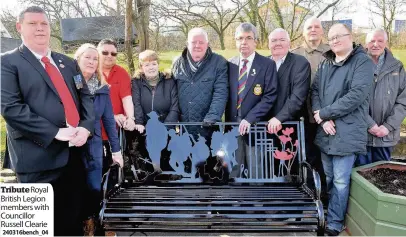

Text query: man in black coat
(267, 28), (311, 133)
(1, 6), (94, 236)
(226, 22), (278, 179)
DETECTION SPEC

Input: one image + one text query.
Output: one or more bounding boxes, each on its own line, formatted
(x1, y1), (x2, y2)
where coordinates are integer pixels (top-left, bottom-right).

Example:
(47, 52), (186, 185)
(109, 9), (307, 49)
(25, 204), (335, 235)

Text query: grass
(1, 48), (406, 166)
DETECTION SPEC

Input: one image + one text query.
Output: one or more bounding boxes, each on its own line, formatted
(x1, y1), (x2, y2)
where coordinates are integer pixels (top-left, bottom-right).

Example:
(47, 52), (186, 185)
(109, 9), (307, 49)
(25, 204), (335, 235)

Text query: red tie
(41, 56), (80, 127)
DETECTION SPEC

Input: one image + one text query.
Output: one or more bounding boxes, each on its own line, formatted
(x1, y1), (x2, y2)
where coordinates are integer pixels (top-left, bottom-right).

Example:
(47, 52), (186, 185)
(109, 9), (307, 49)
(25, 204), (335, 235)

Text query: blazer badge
(73, 74), (83, 89)
(253, 84), (262, 96)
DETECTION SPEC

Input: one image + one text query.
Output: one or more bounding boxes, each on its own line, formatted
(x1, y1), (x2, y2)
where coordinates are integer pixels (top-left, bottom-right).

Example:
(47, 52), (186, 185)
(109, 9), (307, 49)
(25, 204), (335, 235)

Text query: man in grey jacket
(355, 29), (406, 166)
(312, 23), (374, 236)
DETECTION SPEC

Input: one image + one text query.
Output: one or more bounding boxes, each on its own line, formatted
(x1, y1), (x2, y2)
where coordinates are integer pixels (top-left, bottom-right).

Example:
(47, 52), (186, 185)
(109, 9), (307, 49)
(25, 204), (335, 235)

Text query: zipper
(151, 87), (155, 111)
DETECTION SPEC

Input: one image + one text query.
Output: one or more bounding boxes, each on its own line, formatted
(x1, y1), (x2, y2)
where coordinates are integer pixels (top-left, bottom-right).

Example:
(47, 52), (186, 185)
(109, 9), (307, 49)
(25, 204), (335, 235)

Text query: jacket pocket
(9, 130), (23, 139)
(382, 130), (396, 142)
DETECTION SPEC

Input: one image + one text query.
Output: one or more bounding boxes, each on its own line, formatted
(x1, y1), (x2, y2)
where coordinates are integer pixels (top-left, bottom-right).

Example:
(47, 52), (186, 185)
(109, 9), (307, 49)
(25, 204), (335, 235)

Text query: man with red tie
(226, 22), (278, 179)
(1, 6), (94, 236)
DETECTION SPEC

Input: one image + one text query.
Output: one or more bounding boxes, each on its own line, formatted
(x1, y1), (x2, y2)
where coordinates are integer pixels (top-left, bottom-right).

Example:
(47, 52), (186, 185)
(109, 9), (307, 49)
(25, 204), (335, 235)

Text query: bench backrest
(124, 112), (306, 184)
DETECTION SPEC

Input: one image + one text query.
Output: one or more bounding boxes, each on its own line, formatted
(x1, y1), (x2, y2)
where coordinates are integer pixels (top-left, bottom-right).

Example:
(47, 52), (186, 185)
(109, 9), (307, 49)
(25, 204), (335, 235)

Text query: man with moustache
(226, 22), (278, 179)
(355, 29), (406, 166)
(1, 6), (94, 235)
(312, 23), (374, 236)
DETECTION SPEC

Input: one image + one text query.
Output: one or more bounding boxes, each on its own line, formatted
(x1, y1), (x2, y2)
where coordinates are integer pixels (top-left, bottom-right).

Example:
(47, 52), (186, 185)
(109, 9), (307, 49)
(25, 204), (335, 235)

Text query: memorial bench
(100, 115), (325, 236)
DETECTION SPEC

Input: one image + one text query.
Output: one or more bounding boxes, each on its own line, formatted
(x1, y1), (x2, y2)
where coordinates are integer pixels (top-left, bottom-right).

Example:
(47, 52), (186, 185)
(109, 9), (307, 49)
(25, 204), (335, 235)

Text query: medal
(253, 84), (262, 96)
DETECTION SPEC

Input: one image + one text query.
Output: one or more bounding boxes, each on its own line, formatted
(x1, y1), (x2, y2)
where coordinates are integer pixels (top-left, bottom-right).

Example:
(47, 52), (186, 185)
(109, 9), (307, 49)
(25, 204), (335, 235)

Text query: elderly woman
(131, 50), (179, 172)
(132, 50), (179, 129)
(74, 43), (123, 235)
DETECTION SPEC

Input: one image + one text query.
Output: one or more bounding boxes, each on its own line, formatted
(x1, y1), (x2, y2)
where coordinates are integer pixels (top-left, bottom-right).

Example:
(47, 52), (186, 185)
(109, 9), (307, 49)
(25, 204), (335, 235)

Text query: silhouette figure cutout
(167, 129), (194, 175)
(211, 126), (240, 173)
(191, 135), (210, 178)
(145, 111), (168, 171)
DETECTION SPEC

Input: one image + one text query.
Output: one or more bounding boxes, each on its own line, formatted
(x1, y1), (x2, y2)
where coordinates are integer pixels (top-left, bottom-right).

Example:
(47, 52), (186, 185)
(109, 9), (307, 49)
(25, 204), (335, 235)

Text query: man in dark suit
(226, 22), (278, 179)
(1, 6), (94, 236)
(267, 28), (311, 133)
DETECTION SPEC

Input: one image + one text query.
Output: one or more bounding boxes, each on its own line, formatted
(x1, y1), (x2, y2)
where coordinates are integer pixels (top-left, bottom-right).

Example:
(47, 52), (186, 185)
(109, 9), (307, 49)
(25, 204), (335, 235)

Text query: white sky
(1, 0), (405, 30)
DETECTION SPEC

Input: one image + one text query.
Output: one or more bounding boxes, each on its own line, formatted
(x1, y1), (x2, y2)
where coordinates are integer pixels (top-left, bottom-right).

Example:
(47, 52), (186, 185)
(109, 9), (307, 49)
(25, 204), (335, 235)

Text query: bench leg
(317, 227), (325, 236)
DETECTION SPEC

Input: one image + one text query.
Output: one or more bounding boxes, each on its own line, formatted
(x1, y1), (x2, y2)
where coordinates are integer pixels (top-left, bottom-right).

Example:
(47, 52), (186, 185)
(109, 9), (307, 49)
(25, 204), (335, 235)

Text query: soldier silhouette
(191, 135), (210, 178)
(167, 129), (194, 174)
(211, 126), (240, 173)
(145, 111), (168, 171)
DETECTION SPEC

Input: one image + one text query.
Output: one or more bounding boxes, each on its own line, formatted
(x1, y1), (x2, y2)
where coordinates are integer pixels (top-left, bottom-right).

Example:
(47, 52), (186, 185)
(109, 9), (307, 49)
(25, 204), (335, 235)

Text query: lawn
(1, 48), (406, 166)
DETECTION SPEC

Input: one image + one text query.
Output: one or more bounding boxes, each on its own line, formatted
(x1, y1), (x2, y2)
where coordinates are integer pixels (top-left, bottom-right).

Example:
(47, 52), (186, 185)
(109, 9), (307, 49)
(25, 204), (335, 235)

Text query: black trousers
(16, 147), (85, 236)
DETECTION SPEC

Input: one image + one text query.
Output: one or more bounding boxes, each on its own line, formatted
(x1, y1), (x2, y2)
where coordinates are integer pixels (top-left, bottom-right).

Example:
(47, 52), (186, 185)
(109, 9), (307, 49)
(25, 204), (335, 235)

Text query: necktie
(41, 56), (80, 127)
(237, 59), (249, 110)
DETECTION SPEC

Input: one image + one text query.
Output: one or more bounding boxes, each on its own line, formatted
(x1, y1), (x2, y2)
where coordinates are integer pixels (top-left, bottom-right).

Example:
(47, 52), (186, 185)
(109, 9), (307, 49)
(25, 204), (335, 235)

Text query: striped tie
(237, 59), (249, 110)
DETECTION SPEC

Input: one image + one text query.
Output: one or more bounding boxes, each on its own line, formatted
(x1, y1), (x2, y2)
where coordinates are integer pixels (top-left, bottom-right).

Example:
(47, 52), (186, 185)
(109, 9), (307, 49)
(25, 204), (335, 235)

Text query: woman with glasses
(74, 43), (123, 236)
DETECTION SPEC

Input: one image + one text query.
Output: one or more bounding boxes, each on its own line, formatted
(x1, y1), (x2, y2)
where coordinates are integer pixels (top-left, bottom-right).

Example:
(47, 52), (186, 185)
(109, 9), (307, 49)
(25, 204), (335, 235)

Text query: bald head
(303, 17), (323, 44)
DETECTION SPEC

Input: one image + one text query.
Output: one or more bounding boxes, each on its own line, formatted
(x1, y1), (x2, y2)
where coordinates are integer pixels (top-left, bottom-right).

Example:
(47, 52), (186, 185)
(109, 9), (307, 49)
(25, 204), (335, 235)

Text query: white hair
(366, 29), (388, 44)
(269, 28), (290, 41)
(187, 28), (209, 43)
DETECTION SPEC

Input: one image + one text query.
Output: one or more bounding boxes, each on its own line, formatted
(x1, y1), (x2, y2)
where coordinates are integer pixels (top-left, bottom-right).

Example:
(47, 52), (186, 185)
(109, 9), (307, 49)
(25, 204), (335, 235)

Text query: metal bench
(100, 114), (325, 235)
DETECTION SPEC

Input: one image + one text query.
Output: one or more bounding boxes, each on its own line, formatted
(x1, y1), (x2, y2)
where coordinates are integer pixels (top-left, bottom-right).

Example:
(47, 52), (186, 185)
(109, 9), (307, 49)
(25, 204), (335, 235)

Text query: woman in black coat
(130, 50), (179, 173)
(132, 50), (179, 131)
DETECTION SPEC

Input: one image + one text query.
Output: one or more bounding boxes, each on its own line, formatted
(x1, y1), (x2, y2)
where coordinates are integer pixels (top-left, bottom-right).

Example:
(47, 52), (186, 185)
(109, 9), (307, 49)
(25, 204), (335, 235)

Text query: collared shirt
(271, 54), (287, 71)
(374, 51), (386, 75)
(239, 52), (256, 75)
(27, 45), (60, 72)
(291, 41), (330, 81)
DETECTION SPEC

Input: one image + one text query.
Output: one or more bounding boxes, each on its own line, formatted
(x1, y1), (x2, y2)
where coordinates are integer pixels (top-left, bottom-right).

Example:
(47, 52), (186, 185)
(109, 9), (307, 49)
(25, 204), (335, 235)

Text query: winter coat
(311, 44), (374, 156)
(366, 48), (406, 147)
(132, 72), (179, 124)
(172, 47), (229, 123)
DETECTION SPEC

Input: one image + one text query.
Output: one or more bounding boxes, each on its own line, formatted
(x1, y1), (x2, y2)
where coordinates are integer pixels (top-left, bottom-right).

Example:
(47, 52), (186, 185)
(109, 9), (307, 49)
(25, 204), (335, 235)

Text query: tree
(125, 0), (135, 74)
(368, 0), (406, 47)
(243, 0), (343, 44)
(133, 0), (151, 51)
(155, 0), (248, 50)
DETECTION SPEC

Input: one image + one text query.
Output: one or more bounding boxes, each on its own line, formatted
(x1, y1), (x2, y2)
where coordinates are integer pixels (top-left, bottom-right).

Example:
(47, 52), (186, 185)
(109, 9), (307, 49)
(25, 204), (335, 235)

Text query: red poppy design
(279, 135), (292, 144)
(274, 150), (294, 160)
(282, 127), (294, 136)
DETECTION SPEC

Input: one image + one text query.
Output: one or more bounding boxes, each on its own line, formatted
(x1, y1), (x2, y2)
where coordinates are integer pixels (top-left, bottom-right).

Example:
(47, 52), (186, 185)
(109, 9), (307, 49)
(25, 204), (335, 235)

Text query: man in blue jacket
(312, 23), (374, 236)
(226, 22), (278, 179)
(172, 28), (229, 138)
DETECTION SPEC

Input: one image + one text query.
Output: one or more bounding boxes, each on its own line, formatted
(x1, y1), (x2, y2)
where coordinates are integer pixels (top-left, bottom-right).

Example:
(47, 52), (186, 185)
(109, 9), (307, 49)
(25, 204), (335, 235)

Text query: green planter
(346, 161), (406, 236)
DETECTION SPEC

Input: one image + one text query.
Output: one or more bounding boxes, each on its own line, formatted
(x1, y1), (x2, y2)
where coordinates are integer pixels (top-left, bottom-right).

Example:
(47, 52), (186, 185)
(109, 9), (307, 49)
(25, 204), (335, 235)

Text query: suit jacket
(269, 52), (311, 122)
(1, 45), (94, 173)
(225, 52), (278, 123)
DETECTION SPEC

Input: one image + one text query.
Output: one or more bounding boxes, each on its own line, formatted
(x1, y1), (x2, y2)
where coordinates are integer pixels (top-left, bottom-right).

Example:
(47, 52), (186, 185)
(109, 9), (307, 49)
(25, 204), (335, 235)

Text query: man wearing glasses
(226, 22), (278, 179)
(311, 23), (374, 236)
(97, 39), (135, 172)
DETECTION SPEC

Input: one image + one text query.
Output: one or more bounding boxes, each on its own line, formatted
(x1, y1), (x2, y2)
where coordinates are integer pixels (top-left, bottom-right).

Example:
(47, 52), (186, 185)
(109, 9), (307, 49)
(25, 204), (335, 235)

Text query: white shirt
(26, 46), (60, 72)
(271, 54), (287, 71)
(239, 52), (256, 75)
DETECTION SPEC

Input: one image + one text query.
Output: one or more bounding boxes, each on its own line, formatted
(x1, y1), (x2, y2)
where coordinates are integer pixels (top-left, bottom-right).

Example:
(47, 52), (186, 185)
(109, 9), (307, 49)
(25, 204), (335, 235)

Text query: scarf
(86, 74), (100, 95)
(186, 47), (211, 73)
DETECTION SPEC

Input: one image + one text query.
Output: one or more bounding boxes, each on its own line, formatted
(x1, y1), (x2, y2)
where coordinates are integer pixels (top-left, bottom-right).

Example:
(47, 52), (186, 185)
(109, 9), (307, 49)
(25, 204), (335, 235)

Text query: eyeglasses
(236, 36), (255, 42)
(328, 34), (350, 43)
(101, 51), (118, 57)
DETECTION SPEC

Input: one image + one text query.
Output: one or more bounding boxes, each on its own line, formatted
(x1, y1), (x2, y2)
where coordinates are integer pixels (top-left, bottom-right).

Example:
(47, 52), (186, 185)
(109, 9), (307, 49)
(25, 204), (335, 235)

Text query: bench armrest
(300, 161), (321, 200)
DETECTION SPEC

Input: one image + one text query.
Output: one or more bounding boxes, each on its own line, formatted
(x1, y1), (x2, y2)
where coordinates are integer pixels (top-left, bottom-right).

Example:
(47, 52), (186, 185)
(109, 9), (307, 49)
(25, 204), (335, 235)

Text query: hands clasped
(55, 126), (90, 147)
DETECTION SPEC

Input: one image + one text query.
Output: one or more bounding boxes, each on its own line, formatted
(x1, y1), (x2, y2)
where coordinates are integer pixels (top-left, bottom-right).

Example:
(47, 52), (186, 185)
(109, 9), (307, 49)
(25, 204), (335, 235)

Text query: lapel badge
(253, 84), (262, 96)
(58, 59), (62, 63)
(251, 68), (256, 76)
(73, 74), (83, 89)
(59, 64), (65, 68)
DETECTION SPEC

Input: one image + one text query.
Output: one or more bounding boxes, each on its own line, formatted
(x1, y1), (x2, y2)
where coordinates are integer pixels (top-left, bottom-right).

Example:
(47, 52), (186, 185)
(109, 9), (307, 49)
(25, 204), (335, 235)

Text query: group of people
(2, 5), (406, 237)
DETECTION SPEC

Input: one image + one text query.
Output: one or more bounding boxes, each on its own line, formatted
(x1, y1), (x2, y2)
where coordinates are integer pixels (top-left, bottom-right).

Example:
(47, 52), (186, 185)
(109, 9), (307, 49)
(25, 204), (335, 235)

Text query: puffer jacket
(366, 48), (406, 147)
(311, 44), (374, 156)
(172, 47), (229, 123)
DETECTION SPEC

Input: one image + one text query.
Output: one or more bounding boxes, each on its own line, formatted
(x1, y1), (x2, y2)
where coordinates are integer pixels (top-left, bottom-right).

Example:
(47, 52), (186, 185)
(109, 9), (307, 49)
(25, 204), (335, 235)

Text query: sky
(1, 0), (406, 30)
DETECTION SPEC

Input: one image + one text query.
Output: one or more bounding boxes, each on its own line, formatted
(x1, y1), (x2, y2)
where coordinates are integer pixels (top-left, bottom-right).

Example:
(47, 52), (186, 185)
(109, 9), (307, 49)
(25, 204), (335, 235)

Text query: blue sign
(322, 19), (353, 31)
